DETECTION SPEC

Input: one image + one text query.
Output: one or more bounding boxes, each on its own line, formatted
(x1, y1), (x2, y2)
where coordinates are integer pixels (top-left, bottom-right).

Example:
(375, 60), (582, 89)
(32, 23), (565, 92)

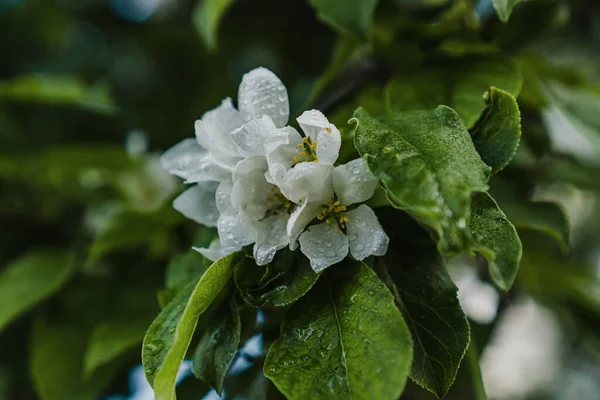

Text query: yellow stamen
(317, 214), (324, 220)
(293, 156), (299, 163)
(297, 143), (303, 148)
(302, 137), (308, 143)
(300, 151), (307, 157)
(326, 127), (332, 133)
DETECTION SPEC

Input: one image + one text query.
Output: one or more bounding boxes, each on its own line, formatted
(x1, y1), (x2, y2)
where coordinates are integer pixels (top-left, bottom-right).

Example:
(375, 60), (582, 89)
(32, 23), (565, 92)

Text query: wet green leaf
(0, 249), (76, 333)
(234, 251), (321, 308)
(351, 107), (490, 254)
(142, 253), (239, 400)
(192, 0), (236, 51)
(192, 300), (240, 394)
(492, 0), (527, 22)
(385, 59), (522, 128)
(374, 209), (470, 398)
(264, 261), (413, 400)
(469, 192), (522, 291)
(471, 87), (522, 174)
(308, 0), (378, 38)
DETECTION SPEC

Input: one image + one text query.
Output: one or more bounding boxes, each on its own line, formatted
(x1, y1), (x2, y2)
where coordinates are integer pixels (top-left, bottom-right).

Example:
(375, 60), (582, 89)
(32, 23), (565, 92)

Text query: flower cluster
(161, 67), (388, 272)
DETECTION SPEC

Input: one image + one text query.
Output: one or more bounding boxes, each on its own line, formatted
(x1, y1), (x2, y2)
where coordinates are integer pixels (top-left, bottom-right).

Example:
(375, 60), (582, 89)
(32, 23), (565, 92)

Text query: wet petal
(215, 180), (233, 214)
(264, 126), (302, 156)
(287, 196), (322, 250)
(253, 215), (289, 266)
(231, 171), (271, 220)
(195, 98), (244, 158)
(345, 205), (389, 260)
(297, 110), (330, 140)
(285, 162), (333, 204)
(193, 239), (240, 262)
(217, 210), (256, 248)
(160, 138), (207, 179)
(172, 182), (219, 227)
(182, 154), (232, 183)
(316, 126), (341, 166)
(333, 158), (379, 205)
(233, 156), (268, 182)
(238, 68), (289, 128)
(231, 116), (277, 157)
(298, 222), (349, 273)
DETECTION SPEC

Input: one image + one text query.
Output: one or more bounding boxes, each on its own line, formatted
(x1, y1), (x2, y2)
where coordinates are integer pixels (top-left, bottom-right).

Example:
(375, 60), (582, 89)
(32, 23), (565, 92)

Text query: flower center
(317, 196), (350, 230)
(265, 185), (293, 218)
(293, 137), (319, 164)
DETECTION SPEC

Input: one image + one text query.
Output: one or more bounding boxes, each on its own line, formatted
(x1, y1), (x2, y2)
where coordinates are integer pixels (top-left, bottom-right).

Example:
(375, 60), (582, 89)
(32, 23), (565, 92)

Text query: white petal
(264, 126), (302, 156)
(217, 210), (256, 248)
(285, 162), (334, 204)
(233, 156), (268, 182)
(195, 98), (244, 165)
(287, 196), (322, 250)
(265, 129), (303, 192)
(253, 215), (289, 266)
(230, 171), (270, 220)
(297, 110), (330, 140)
(172, 182), (219, 227)
(231, 116), (277, 157)
(316, 126), (341, 166)
(345, 205), (389, 260)
(182, 153), (232, 183)
(193, 239), (239, 262)
(333, 158), (379, 205)
(160, 138), (207, 179)
(238, 68), (289, 128)
(215, 180), (234, 214)
(299, 223), (349, 273)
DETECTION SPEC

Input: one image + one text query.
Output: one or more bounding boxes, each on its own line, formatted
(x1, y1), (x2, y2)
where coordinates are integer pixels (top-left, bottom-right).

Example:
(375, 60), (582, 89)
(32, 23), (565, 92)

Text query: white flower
(267, 110), (342, 204)
(289, 158), (389, 272)
(160, 67), (293, 265)
(216, 171), (292, 266)
(161, 67), (290, 182)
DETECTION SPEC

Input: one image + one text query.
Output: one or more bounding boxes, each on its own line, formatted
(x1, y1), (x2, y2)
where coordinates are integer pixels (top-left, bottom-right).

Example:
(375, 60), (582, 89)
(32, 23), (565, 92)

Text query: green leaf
(89, 205), (182, 260)
(466, 342), (488, 400)
(166, 251), (208, 293)
(471, 87), (522, 174)
(351, 107), (490, 254)
(30, 317), (118, 400)
(490, 180), (570, 252)
(83, 289), (159, 378)
(385, 59), (522, 128)
(308, 0), (378, 39)
(492, 0), (527, 22)
(142, 253), (239, 400)
(264, 261), (413, 400)
(374, 209), (470, 398)
(192, 0), (236, 51)
(543, 82), (600, 165)
(0, 75), (115, 114)
(192, 300), (241, 394)
(0, 249), (76, 333)
(234, 250), (321, 308)
(469, 192), (522, 291)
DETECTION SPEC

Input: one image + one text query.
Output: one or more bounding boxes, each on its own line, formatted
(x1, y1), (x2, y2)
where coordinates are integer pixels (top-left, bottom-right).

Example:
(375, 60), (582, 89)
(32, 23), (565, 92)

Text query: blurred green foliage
(1, 0), (600, 399)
